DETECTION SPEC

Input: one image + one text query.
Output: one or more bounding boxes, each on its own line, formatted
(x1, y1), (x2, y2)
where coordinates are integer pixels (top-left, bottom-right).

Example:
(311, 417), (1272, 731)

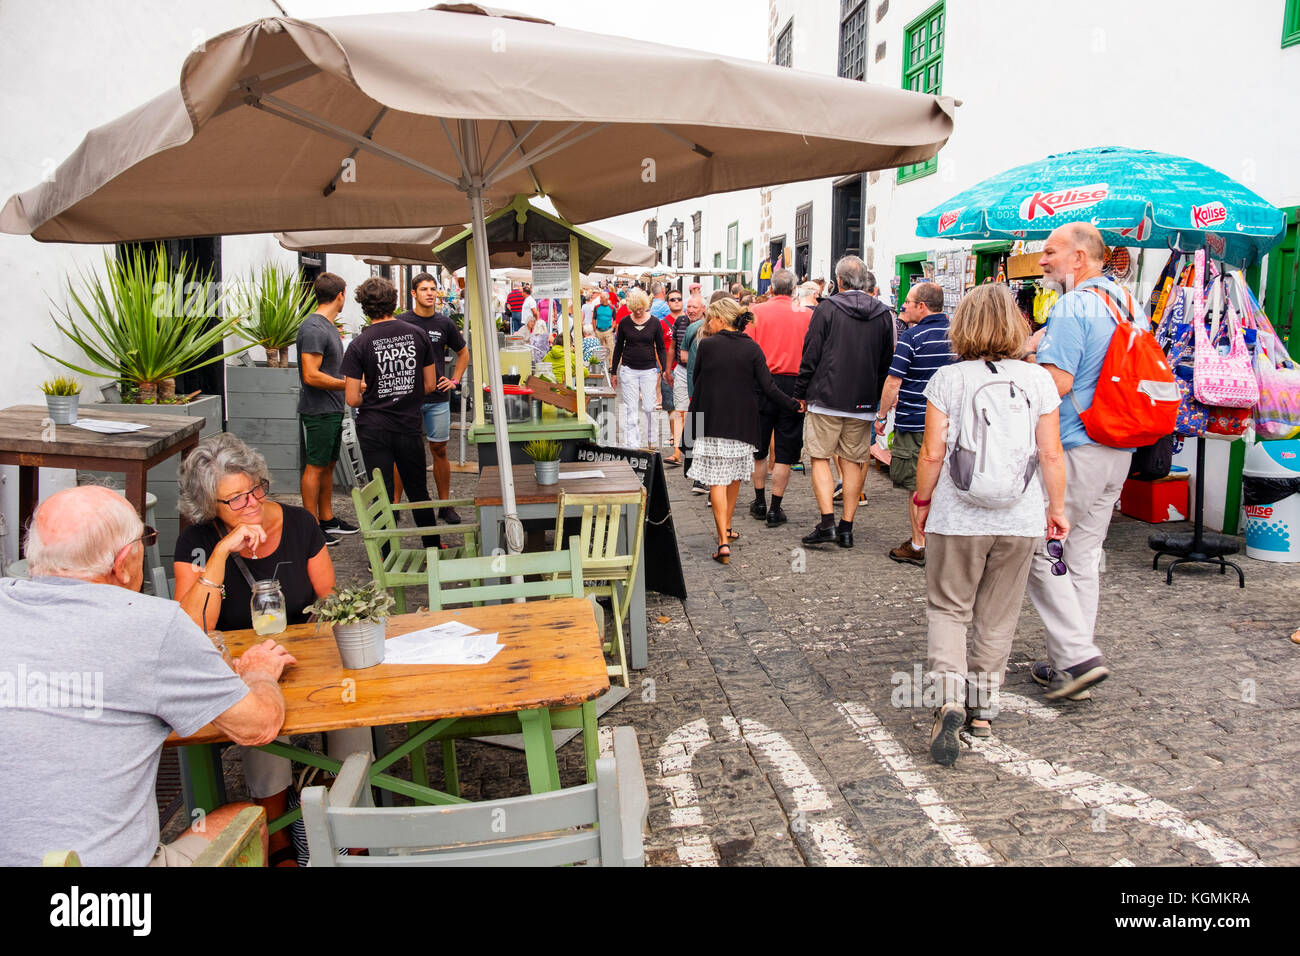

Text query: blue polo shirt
(888, 312), (956, 432)
(650, 298), (671, 321)
(1037, 276), (1148, 451)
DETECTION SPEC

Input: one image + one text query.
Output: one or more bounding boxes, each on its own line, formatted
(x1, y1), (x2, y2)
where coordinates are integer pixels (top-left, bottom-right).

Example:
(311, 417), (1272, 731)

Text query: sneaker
(749, 498), (767, 519)
(832, 482), (844, 501)
(323, 534), (342, 547)
(765, 508), (788, 527)
(859, 491), (868, 504)
(929, 702), (965, 766)
(437, 507), (463, 525)
(691, 481), (708, 495)
(320, 517), (358, 536)
(888, 541), (926, 567)
(801, 525), (835, 546)
(1034, 659), (1108, 701)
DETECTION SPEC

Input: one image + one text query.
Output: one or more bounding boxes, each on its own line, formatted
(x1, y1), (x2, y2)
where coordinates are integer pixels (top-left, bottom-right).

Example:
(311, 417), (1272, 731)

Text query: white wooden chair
(301, 727), (648, 867)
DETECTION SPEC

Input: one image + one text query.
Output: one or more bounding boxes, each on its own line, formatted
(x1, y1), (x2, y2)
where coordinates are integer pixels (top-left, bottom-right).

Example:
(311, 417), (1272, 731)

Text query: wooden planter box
(78, 394), (223, 567)
(225, 362), (303, 493)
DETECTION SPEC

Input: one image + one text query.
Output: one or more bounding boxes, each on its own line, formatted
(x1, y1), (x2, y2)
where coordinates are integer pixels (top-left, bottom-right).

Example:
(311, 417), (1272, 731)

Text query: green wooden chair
(413, 542), (598, 794)
(552, 489), (646, 689)
(352, 468), (480, 614)
(301, 727), (648, 866)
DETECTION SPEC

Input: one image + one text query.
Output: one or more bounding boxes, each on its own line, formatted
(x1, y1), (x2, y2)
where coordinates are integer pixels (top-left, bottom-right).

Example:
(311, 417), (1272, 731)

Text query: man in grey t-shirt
(0, 487), (295, 866)
(296, 272), (356, 542)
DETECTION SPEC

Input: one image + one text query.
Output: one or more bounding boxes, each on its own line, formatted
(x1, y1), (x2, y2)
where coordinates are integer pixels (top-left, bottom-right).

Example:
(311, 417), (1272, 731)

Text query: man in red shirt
(746, 269), (812, 526)
(504, 284), (527, 334)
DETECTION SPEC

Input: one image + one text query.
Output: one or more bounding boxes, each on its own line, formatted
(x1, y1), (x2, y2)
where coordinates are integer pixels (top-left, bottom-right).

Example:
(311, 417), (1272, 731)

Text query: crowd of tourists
(669, 222), (1125, 767)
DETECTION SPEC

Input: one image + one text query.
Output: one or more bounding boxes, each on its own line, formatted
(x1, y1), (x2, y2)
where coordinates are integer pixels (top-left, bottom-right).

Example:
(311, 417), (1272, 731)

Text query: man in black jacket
(793, 256), (895, 548)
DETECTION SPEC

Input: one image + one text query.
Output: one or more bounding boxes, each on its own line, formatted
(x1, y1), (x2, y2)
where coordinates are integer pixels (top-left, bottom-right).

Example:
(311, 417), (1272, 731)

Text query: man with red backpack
(1028, 222), (1168, 702)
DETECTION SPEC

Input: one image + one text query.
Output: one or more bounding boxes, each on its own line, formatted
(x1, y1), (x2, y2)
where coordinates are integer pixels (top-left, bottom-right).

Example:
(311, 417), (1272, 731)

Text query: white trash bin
(1242, 440), (1300, 562)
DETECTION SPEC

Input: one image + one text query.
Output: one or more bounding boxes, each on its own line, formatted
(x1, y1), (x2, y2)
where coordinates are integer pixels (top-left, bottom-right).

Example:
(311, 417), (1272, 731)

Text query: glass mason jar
(250, 579), (287, 636)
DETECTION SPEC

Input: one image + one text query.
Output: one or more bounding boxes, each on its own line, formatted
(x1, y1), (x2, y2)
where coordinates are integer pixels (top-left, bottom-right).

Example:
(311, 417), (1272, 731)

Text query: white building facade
(605, 0), (1300, 327)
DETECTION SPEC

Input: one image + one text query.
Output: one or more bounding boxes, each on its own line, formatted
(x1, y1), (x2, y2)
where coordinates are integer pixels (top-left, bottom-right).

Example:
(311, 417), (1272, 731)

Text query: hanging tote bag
(1233, 272), (1300, 439)
(1192, 256), (1259, 409)
(1156, 264), (1208, 437)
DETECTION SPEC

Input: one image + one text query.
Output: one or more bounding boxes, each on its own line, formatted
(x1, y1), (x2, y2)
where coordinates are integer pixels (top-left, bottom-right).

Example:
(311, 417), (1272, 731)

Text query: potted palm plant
(36, 244), (244, 403)
(523, 438), (562, 485)
(41, 376), (81, 424)
(306, 580), (396, 669)
(233, 261), (315, 367)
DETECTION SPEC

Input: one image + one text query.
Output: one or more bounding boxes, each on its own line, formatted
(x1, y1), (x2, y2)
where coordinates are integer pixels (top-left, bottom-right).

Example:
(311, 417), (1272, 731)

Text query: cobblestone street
(307, 453), (1300, 868)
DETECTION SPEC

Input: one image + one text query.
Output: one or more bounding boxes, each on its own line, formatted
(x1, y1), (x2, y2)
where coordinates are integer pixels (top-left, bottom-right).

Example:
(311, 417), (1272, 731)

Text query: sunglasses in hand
(1046, 538), (1067, 576)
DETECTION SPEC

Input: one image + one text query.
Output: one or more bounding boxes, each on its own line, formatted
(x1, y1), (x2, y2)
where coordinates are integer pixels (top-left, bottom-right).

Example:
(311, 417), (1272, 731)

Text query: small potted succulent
(523, 438), (562, 485)
(41, 376), (82, 424)
(306, 580), (395, 669)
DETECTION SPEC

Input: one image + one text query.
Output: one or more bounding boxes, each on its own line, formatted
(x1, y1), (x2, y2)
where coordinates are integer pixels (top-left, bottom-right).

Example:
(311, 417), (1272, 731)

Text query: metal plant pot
(533, 459), (560, 485)
(331, 618), (387, 669)
(45, 394), (79, 425)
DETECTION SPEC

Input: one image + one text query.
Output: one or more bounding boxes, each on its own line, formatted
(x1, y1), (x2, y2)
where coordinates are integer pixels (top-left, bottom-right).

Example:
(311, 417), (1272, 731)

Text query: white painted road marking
(721, 715), (865, 866)
(836, 701), (995, 866)
(655, 718), (719, 866)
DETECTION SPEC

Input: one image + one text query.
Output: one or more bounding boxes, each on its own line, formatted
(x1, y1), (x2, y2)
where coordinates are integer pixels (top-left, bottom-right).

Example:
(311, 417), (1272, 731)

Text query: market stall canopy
(276, 226), (445, 262)
(1, 4), (956, 242)
(431, 196), (654, 272)
(916, 146), (1285, 265)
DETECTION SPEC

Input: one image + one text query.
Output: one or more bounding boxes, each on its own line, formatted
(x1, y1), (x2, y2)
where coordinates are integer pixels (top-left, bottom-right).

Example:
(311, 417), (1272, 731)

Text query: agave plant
(35, 245), (245, 403)
(233, 261), (315, 367)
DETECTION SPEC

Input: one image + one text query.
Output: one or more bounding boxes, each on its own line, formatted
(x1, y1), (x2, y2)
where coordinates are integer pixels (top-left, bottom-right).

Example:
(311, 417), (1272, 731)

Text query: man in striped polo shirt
(875, 281), (955, 567)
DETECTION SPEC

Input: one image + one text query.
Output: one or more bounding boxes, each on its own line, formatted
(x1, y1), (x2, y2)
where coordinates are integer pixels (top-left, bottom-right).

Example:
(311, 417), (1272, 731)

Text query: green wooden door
(1263, 206), (1300, 350)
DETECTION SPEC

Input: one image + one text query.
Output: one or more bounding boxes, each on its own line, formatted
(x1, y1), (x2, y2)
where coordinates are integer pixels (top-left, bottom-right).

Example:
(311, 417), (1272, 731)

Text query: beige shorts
(803, 411), (874, 463)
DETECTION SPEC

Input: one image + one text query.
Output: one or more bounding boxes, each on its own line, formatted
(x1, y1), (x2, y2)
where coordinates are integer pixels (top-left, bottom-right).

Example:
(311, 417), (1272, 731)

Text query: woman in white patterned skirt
(688, 298), (802, 563)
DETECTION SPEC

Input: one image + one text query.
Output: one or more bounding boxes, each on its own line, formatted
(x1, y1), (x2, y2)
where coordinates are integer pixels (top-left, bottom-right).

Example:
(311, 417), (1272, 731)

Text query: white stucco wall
(0, 0), (284, 565)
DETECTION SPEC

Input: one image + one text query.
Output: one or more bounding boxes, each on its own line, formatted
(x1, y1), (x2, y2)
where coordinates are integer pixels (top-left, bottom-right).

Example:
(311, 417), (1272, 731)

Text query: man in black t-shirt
(399, 272), (469, 523)
(341, 277), (439, 547)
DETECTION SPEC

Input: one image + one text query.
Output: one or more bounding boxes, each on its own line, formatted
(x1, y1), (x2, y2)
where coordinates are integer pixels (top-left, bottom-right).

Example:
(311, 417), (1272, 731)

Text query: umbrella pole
(462, 120), (525, 568)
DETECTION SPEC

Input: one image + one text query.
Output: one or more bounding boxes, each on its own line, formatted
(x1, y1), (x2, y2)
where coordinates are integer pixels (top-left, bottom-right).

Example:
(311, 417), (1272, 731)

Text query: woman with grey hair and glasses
(173, 432), (366, 864)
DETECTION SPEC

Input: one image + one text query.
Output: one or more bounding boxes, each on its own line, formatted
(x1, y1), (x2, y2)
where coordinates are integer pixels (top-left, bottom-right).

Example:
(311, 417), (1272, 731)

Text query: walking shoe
(437, 507), (463, 525)
(836, 529), (854, 549)
(765, 508), (788, 527)
(832, 482), (844, 501)
(859, 491), (869, 504)
(888, 541), (926, 567)
(691, 480), (708, 495)
(323, 533), (342, 547)
(749, 498), (767, 519)
(801, 525), (835, 546)
(1034, 659), (1107, 701)
(929, 702), (965, 767)
(320, 517), (358, 536)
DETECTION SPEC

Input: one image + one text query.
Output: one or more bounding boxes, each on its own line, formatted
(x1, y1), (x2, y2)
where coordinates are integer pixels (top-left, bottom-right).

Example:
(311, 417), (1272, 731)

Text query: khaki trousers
(926, 533), (1036, 717)
(1025, 442), (1130, 670)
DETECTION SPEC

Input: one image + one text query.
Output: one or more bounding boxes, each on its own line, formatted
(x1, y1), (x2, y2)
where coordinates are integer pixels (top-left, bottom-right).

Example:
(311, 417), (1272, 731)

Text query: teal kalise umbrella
(917, 146), (1285, 264)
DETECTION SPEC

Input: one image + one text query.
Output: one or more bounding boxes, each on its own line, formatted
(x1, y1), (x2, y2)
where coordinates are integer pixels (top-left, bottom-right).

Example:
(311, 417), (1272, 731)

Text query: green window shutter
(1285, 0), (1300, 47)
(897, 2), (944, 185)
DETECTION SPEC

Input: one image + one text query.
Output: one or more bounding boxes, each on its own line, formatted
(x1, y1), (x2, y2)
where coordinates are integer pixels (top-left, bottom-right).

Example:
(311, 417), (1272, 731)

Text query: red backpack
(1074, 286), (1180, 447)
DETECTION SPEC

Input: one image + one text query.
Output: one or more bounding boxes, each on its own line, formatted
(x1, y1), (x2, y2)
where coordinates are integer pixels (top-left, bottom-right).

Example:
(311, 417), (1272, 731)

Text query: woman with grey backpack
(910, 284), (1069, 766)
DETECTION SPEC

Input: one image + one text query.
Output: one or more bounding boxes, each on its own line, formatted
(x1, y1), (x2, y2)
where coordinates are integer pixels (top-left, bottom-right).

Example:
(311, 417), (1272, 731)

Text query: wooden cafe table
(475, 461), (649, 670)
(169, 599), (609, 823)
(0, 404), (201, 542)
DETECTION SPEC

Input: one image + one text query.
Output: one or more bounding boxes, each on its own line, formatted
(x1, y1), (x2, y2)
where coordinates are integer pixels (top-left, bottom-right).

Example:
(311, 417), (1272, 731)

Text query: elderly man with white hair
(1025, 221), (1143, 701)
(0, 485), (294, 866)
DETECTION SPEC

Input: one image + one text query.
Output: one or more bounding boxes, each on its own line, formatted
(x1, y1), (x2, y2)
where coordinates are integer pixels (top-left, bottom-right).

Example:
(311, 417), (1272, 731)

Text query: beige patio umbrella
(0, 3), (957, 553)
(277, 226), (446, 263)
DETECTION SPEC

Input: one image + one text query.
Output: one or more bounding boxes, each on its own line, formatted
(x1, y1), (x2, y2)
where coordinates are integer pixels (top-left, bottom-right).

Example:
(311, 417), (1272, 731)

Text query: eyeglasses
(107, 525), (157, 574)
(216, 479), (270, 511)
(1046, 538), (1067, 576)
(667, 297), (682, 302)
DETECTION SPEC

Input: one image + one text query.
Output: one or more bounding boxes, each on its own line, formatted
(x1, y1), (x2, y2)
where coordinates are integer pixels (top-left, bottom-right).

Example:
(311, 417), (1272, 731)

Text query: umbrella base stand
(1148, 438), (1245, 588)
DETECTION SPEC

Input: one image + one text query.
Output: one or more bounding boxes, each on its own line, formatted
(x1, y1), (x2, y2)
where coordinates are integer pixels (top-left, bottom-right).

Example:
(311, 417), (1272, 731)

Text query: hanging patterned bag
(1192, 251), (1259, 409)
(1155, 260), (1208, 437)
(1233, 271), (1300, 439)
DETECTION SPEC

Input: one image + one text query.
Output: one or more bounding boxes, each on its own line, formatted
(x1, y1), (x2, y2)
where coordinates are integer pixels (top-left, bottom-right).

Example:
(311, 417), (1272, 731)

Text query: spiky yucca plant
(40, 376), (82, 396)
(234, 261), (315, 367)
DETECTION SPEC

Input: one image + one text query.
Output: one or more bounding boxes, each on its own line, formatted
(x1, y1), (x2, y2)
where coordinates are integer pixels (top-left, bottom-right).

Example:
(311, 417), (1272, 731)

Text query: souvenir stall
(916, 146), (1289, 584)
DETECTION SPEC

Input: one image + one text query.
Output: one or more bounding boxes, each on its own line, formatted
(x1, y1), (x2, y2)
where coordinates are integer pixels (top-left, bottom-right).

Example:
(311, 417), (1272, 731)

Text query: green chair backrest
(553, 490), (646, 591)
(426, 541), (585, 609)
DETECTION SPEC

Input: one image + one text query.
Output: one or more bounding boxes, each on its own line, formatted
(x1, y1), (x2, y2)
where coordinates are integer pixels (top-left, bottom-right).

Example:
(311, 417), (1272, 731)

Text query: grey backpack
(946, 360), (1040, 509)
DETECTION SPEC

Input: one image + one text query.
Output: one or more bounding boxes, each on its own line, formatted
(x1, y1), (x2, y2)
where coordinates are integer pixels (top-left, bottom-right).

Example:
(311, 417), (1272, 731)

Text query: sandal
(663, 454), (683, 467)
(712, 544), (731, 564)
(726, 528), (739, 540)
(967, 718), (992, 738)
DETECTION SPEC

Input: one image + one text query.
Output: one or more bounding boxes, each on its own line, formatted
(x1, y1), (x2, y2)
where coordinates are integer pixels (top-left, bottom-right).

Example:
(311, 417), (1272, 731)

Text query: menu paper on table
(383, 623), (504, 665)
(556, 469), (606, 480)
(70, 419), (150, 434)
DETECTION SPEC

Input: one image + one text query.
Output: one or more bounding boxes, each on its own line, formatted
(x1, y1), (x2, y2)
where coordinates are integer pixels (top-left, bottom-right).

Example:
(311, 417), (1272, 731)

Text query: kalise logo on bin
(1192, 201), (1228, 229)
(1018, 183), (1109, 221)
(937, 207), (964, 233)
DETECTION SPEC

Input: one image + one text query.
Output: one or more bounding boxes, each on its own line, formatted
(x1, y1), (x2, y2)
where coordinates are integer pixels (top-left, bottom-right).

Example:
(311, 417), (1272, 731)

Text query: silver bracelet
(197, 575), (225, 597)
